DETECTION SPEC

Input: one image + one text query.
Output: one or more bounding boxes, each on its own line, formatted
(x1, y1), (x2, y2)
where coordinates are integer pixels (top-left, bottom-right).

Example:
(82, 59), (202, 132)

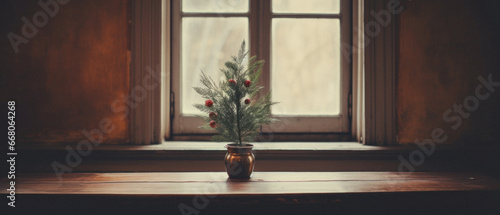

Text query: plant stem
(234, 71), (243, 145)
(235, 80), (243, 145)
(236, 103), (242, 146)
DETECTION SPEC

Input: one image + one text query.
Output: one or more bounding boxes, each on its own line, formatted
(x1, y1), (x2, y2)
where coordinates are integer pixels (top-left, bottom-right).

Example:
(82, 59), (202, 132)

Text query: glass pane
(182, 18), (249, 115)
(271, 19), (341, 116)
(273, 0), (340, 14)
(183, 0), (249, 13)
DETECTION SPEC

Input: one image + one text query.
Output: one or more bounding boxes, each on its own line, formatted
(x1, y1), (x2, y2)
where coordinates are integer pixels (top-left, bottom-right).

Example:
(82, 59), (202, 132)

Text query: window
(130, 0), (396, 145)
(171, 0), (352, 138)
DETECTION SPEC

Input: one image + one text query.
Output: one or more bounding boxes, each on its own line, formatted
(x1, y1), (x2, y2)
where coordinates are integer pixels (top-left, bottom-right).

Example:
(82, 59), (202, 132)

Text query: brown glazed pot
(224, 143), (255, 179)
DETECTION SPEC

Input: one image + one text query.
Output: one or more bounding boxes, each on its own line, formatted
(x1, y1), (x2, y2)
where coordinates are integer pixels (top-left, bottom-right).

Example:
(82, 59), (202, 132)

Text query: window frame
(129, 0), (397, 145)
(170, 0), (352, 138)
(129, 0), (169, 144)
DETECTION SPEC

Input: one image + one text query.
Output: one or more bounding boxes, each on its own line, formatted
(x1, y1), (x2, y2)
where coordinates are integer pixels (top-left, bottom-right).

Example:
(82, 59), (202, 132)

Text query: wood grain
(3, 172), (499, 196)
(2, 172), (499, 214)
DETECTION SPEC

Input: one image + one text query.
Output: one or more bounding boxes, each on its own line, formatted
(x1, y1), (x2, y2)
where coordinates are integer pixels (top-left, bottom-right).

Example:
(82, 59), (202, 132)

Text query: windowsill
(20, 141), (499, 159)
(18, 141), (500, 173)
(20, 141), (413, 156)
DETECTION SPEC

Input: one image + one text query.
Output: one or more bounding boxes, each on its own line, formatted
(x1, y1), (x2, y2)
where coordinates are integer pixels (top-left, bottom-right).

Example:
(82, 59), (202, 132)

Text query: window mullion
(257, 0), (272, 98)
(249, 0), (258, 59)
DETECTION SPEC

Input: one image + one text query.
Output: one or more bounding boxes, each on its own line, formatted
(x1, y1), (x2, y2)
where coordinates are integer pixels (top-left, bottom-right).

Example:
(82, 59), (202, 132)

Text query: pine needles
(193, 41), (277, 145)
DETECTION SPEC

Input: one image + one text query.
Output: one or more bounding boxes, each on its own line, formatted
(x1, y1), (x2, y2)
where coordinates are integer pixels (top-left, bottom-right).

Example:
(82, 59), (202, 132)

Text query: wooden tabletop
(3, 172), (500, 214)
(4, 172), (500, 196)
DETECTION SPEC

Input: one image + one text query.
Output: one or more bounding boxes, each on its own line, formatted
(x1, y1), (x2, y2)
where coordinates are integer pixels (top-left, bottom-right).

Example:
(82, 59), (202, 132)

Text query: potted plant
(193, 41), (277, 178)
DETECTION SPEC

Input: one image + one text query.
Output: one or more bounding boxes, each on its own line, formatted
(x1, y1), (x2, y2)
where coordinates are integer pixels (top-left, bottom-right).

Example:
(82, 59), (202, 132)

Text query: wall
(3, 0), (500, 146)
(1, 0), (130, 144)
(398, 0), (500, 146)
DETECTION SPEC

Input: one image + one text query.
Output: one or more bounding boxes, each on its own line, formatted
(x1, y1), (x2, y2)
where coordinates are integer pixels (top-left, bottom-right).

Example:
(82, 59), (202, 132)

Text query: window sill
(20, 141), (418, 160)
(19, 141), (500, 173)
(20, 141), (499, 158)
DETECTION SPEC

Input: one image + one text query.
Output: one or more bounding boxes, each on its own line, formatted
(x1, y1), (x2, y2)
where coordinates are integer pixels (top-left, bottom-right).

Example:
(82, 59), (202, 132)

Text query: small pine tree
(193, 41), (277, 146)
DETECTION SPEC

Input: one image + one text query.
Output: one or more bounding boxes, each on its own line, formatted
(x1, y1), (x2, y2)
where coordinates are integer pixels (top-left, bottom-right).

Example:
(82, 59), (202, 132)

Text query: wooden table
(2, 172), (500, 214)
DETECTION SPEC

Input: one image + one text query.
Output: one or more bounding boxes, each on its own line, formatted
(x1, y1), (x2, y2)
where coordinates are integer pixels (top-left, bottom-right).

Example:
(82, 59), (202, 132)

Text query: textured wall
(398, 0), (500, 145)
(1, 0), (130, 144)
(3, 0), (500, 145)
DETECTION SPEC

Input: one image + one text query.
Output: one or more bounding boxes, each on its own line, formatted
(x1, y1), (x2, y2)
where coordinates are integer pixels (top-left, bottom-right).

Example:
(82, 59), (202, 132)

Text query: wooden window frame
(351, 0), (397, 145)
(129, 0), (170, 144)
(170, 0), (352, 140)
(130, 0), (396, 145)
(255, 0), (352, 134)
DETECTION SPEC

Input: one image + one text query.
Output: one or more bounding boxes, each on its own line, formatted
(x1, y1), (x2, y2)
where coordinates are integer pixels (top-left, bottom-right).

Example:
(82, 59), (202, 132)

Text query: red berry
(229, 79), (236, 84)
(244, 80), (251, 87)
(209, 120), (217, 128)
(209, 112), (217, 119)
(244, 99), (250, 104)
(205, 99), (213, 107)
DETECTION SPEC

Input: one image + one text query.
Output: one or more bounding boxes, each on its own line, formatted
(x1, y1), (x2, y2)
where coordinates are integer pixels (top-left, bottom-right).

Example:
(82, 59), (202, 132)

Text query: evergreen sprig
(193, 41), (277, 145)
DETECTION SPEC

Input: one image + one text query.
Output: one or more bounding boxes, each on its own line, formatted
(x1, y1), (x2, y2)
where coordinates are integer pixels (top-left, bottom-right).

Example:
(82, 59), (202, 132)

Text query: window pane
(272, 0), (340, 14)
(183, 0), (249, 13)
(182, 18), (249, 115)
(271, 19), (341, 116)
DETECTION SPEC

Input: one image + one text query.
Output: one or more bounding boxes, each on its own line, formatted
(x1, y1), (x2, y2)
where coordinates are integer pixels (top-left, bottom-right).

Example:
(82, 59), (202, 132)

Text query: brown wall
(3, 0), (500, 146)
(398, 0), (500, 145)
(1, 0), (130, 144)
